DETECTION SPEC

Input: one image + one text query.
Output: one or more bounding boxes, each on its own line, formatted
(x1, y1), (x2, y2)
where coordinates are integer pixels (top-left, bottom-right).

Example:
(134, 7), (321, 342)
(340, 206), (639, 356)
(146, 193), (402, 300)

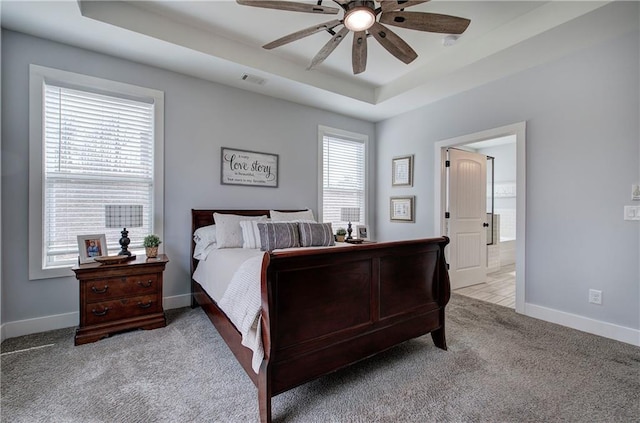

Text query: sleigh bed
(190, 209), (450, 422)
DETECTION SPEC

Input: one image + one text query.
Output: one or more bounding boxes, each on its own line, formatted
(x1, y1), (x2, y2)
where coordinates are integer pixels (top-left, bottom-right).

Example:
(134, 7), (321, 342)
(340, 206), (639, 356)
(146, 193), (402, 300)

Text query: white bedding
(192, 248), (264, 303)
(193, 248), (265, 373)
(193, 243), (355, 373)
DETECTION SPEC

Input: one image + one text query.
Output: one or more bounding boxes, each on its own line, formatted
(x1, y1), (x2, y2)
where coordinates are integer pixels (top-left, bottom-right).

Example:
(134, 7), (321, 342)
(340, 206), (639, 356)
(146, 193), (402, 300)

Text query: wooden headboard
(190, 209), (306, 276)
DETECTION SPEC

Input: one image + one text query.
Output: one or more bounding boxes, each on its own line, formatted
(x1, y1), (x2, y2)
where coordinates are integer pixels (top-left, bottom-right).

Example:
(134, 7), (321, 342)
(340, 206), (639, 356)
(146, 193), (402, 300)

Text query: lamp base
(346, 222), (353, 240)
(118, 228), (132, 257)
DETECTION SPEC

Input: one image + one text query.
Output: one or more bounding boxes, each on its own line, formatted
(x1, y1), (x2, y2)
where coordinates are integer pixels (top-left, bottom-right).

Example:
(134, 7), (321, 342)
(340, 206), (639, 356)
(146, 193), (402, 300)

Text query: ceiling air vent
(241, 73), (266, 86)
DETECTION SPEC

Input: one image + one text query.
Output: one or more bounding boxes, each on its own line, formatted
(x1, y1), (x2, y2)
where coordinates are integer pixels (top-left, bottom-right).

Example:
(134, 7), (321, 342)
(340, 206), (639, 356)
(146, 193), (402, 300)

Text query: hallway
(454, 264), (515, 308)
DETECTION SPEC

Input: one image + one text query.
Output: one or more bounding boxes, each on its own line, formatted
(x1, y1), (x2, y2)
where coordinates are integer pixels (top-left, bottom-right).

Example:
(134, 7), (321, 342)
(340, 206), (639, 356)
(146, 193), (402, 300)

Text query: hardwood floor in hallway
(453, 263), (516, 308)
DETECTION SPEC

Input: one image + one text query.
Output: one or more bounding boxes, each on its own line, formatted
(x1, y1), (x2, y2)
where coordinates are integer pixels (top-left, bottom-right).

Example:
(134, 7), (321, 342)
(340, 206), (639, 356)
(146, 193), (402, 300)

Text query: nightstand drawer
(84, 295), (161, 326)
(84, 274), (158, 302)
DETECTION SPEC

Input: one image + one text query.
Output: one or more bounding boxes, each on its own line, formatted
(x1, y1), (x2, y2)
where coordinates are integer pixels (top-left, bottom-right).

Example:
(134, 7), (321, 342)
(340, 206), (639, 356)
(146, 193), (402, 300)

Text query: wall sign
(221, 147), (279, 188)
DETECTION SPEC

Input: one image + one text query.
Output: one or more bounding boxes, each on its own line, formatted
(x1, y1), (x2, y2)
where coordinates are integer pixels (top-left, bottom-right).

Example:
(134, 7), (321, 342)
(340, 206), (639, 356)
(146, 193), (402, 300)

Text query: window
(29, 65), (164, 279)
(318, 126), (368, 232)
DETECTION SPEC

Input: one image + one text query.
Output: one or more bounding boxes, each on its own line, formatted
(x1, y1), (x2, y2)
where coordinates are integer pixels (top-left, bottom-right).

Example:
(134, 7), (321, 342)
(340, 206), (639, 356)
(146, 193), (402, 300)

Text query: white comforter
(193, 244), (354, 374)
(218, 254), (265, 373)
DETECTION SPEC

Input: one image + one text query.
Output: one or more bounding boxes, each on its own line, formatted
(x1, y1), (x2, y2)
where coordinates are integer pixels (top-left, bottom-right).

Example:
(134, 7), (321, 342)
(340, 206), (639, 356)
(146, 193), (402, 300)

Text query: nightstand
(72, 254), (169, 345)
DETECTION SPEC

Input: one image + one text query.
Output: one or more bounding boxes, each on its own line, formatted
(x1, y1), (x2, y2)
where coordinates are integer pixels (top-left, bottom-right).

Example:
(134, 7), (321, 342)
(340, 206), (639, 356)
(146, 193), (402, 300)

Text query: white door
(446, 148), (487, 290)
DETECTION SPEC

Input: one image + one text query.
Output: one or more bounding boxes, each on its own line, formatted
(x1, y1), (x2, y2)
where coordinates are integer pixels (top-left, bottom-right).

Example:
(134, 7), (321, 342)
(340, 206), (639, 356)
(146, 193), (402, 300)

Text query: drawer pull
(91, 285), (109, 294)
(137, 280), (153, 288)
(91, 307), (109, 316)
(138, 301), (153, 309)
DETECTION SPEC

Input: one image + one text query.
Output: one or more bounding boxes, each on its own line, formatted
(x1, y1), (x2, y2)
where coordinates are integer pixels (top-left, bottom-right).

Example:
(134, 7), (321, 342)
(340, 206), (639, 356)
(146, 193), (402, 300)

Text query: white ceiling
(0, 1), (616, 121)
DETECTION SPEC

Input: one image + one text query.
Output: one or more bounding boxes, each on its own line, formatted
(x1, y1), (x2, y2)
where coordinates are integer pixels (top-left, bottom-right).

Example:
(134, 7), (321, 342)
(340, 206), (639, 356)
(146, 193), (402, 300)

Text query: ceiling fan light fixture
(344, 7), (375, 32)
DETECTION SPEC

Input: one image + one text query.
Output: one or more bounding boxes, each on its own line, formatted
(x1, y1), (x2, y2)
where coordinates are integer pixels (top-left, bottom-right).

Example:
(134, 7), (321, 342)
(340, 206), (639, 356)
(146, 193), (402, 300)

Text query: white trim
(434, 122), (526, 314)
(28, 65), (165, 280)
(317, 125), (370, 228)
(0, 311), (78, 342)
(525, 302), (640, 347)
(0, 295), (192, 342)
(163, 294), (192, 310)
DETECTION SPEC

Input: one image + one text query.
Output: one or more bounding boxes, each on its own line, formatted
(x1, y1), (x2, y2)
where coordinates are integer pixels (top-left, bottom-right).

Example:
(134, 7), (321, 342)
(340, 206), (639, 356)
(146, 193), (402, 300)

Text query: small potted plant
(143, 234), (162, 258)
(335, 228), (347, 242)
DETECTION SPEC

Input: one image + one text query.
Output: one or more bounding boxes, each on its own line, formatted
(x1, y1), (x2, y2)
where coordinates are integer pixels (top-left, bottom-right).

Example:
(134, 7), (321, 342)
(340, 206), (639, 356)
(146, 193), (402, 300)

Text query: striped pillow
(257, 222), (300, 251)
(239, 220), (262, 249)
(298, 222), (335, 247)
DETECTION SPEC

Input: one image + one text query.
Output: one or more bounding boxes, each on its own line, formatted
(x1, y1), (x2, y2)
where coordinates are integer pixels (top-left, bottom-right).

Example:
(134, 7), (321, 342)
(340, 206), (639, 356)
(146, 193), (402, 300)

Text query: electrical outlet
(589, 289), (602, 305)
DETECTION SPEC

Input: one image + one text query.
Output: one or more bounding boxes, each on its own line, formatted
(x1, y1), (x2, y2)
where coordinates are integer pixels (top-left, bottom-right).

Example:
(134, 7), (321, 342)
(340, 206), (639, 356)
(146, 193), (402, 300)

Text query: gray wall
(1, 30), (375, 324)
(375, 22), (639, 327)
(478, 143), (517, 235)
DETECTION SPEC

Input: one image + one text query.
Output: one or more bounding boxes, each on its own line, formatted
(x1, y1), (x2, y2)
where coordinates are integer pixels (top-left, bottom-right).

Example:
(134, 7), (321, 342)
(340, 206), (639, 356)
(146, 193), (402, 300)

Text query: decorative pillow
(298, 222), (335, 247)
(270, 209), (315, 222)
(257, 222), (300, 251)
(239, 220), (263, 249)
(214, 213), (267, 249)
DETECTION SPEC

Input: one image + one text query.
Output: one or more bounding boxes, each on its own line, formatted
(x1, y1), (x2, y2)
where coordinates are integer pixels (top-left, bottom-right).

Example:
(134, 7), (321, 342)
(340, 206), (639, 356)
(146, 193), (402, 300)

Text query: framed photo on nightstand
(356, 225), (369, 240)
(77, 234), (107, 264)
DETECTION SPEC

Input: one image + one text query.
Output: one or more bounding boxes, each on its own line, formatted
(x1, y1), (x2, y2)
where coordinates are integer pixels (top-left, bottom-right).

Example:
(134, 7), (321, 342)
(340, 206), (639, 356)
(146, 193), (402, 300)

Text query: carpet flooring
(2, 294), (639, 422)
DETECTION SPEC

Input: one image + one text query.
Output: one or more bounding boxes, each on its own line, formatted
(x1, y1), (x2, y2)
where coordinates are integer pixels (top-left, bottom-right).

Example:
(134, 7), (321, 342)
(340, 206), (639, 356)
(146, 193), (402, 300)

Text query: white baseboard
(1, 311), (78, 343)
(1, 294), (193, 343)
(163, 293), (192, 310)
(524, 303), (640, 347)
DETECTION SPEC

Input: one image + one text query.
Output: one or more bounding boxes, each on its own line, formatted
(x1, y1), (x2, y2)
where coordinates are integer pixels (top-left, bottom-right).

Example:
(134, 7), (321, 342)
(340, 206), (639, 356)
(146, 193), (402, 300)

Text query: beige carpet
(2, 294), (639, 422)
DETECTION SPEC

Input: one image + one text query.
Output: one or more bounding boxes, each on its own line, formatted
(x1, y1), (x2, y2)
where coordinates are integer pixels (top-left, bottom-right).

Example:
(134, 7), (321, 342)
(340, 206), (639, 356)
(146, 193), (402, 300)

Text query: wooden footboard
(191, 210), (450, 423)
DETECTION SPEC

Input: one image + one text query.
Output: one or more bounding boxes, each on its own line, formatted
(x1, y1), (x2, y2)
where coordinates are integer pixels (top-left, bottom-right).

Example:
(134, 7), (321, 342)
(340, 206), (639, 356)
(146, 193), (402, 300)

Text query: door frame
(434, 122), (526, 313)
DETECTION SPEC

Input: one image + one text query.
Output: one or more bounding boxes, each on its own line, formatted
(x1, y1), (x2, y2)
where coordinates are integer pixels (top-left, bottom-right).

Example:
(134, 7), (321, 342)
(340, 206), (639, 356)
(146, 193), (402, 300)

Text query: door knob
(482, 223), (489, 227)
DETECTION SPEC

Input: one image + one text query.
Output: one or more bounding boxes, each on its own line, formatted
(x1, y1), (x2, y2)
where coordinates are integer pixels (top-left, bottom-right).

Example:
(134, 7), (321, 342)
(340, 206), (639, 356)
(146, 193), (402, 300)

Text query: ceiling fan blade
(263, 19), (341, 49)
(380, 11), (471, 34)
(308, 26), (350, 70)
(236, 0), (339, 14)
(380, 1), (430, 13)
(352, 31), (367, 74)
(369, 22), (417, 64)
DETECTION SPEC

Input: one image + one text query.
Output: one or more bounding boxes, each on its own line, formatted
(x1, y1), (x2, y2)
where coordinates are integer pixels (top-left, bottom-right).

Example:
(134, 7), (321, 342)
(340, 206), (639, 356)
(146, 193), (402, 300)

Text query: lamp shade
(105, 205), (143, 228)
(340, 207), (360, 222)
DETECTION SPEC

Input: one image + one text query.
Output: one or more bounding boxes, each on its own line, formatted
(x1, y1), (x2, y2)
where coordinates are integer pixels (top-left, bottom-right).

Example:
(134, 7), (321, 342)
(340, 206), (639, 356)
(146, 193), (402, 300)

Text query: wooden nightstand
(72, 254), (169, 345)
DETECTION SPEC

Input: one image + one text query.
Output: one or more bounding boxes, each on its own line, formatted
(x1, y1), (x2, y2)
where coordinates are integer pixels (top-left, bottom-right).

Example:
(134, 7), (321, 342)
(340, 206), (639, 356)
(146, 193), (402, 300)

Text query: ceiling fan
(236, 0), (471, 74)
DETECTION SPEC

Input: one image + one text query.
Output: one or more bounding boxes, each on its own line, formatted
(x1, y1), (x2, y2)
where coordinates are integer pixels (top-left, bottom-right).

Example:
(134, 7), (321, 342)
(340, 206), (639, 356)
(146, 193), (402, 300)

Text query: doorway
(434, 122), (526, 314)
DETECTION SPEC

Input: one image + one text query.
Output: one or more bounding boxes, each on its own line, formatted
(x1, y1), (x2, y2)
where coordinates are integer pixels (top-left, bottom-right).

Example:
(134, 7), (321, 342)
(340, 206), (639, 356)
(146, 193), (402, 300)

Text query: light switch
(633, 184), (640, 201)
(624, 206), (640, 220)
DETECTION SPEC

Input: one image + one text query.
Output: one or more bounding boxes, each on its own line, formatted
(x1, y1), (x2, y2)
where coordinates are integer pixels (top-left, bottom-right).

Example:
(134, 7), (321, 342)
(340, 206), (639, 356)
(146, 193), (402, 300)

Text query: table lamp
(340, 207), (360, 241)
(105, 205), (143, 257)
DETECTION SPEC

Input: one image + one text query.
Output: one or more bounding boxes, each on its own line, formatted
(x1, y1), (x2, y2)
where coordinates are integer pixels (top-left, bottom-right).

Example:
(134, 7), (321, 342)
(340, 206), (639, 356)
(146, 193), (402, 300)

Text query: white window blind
(43, 83), (154, 267)
(322, 135), (366, 230)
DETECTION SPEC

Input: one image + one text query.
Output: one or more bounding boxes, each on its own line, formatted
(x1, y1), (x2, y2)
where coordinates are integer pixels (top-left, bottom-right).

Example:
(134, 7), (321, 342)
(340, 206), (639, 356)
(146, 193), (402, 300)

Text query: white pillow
(193, 224), (216, 245)
(240, 220), (262, 249)
(270, 209), (315, 222)
(214, 213), (267, 249)
(193, 224), (216, 260)
(193, 242), (217, 261)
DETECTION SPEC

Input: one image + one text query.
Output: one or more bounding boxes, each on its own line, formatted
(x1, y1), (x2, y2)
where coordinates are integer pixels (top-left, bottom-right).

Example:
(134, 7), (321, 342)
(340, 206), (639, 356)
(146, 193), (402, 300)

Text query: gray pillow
(298, 222), (335, 247)
(257, 222), (300, 251)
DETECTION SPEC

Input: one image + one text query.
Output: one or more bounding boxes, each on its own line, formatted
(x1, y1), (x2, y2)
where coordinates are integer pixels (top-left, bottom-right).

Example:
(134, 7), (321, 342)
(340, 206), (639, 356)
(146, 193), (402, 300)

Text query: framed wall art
(221, 147), (279, 188)
(390, 196), (415, 222)
(392, 155), (414, 187)
(77, 234), (107, 264)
